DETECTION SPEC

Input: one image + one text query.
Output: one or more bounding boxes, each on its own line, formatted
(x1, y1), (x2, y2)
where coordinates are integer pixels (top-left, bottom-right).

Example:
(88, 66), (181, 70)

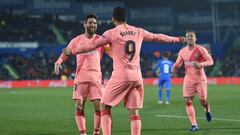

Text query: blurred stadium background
(0, 0), (240, 135)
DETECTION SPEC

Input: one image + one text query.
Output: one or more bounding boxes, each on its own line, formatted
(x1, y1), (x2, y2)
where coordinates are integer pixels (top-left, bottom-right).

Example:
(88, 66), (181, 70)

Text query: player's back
(159, 59), (173, 80)
(103, 24), (145, 81)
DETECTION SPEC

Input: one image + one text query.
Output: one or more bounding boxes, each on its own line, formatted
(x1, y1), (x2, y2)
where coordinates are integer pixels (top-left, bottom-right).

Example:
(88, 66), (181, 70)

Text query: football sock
(166, 89), (170, 102)
(75, 111), (86, 135)
(158, 89), (162, 101)
(204, 101), (211, 112)
(130, 115), (141, 135)
(101, 109), (112, 135)
(186, 102), (197, 126)
(94, 111), (101, 134)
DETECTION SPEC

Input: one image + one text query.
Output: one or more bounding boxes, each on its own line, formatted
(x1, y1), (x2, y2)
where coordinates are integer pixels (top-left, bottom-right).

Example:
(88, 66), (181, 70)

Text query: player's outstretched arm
(63, 37), (110, 55)
(142, 29), (185, 44)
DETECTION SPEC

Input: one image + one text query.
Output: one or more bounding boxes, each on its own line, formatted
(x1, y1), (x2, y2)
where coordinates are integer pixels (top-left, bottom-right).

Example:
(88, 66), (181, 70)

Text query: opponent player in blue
(154, 52), (173, 105)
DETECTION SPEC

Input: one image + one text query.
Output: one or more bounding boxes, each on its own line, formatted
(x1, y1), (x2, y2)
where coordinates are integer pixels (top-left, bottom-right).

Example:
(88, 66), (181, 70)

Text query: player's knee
(185, 98), (193, 106)
(128, 108), (139, 116)
(94, 105), (101, 112)
(76, 105), (84, 112)
(75, 103), (84, 112)
(200, 99), (207, 106)
(93, 100), (101, 111)
(100, 104), (111, 111)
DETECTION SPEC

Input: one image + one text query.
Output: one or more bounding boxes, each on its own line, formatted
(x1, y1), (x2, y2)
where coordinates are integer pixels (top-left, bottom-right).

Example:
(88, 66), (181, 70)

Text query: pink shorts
(183, 79), (207, 100)
(101, 79), (144, 109)
(73, 81), (103, 101)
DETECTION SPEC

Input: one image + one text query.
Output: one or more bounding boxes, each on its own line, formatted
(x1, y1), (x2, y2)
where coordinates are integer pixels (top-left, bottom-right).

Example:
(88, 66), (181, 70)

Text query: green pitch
(0, 85), (240, 135)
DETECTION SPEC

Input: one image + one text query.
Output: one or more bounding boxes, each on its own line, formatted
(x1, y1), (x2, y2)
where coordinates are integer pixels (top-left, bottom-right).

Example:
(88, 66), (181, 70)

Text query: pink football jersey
(56, 34), (104, 84)
(173, 45), (214, 81)
(72, 24), (181, 81)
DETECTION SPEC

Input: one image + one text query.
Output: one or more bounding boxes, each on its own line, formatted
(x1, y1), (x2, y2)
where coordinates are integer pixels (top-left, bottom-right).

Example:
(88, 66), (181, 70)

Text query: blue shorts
(158, 79), (171, 90)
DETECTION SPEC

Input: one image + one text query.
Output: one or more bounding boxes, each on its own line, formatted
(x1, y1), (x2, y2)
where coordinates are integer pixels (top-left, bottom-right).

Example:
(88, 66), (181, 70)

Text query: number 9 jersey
(101, 24), (181, 81)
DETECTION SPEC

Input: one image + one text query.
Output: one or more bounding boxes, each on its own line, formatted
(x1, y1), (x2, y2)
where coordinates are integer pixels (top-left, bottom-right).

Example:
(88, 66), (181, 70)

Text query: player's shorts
(158, 79), (171, 90)
(101, 79), (144, 109)
(73, 81), (103, 101)
(183, 79), (207, 100)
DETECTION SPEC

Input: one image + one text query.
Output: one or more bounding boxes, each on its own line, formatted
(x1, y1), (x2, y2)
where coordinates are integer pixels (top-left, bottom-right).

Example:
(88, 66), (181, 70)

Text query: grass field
(1, 85), (240, 135)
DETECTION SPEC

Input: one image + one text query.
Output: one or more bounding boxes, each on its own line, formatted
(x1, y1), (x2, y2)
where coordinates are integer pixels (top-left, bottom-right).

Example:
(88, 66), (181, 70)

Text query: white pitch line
(155, 114), (240, 122)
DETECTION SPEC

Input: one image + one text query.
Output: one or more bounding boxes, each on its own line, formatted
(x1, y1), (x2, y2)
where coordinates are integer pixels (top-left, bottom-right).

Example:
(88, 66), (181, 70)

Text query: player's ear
(83, 22), (86, 28)
(112, 17), (115, 23)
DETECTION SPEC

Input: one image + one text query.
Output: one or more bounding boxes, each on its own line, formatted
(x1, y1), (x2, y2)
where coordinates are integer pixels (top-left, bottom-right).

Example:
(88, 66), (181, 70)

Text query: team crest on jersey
(194, 53), (200, 59)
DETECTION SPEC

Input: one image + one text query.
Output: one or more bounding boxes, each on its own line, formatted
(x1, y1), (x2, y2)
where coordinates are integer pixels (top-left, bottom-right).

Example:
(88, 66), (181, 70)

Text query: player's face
(84, 18), (97, 35)
(186, 32), (197, 46)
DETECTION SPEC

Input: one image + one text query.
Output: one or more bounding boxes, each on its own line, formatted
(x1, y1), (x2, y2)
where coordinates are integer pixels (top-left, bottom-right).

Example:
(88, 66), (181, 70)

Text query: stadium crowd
(1, 11), (240, 80)
(1, 50), (240, 80)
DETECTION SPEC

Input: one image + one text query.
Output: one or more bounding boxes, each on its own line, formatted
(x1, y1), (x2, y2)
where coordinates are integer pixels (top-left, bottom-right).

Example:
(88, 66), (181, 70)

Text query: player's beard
(186, 40), (195, 46)
(87, 27), (96, 36)
(188, 43), (194, 46)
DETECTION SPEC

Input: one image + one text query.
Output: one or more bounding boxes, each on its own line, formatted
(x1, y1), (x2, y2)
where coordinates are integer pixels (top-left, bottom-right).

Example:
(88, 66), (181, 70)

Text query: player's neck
(187, 44), (196, 50)
(84, 33), (95, 39)
(115, 22), (128, 29)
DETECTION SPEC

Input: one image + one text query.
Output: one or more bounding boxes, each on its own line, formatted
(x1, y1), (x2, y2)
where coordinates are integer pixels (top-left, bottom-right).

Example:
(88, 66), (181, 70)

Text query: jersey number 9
(125, 40), (136, 62)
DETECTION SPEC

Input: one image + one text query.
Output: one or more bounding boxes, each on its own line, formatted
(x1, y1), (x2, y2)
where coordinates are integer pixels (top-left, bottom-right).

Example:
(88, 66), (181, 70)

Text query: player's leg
(158, 79), (164, 104)
(185, 97), (198, 131)
(200, 99), (211, 122)
(88, 82), (103, 135)
(73, 84), (88, 135)
(100, 104), (112, 135)
(128, 108), (141, 135)
(99, 79), (118, 135)
(125, 81), (143, 135)
(196, 81), (211, 122)
(183, 80), (198, 131)
(101, 80), (133, 135)
(165, 80), (171, 104)
(75, 99), (87, 135)
(92, 99), (101, 135)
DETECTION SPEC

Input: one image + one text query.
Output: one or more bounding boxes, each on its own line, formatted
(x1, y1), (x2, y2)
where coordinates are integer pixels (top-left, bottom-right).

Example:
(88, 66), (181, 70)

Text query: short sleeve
(102, 30), (113, 43)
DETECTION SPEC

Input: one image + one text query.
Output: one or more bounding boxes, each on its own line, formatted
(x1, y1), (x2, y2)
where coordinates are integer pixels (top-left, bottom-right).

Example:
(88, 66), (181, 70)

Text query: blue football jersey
(154, 59), (173, 80)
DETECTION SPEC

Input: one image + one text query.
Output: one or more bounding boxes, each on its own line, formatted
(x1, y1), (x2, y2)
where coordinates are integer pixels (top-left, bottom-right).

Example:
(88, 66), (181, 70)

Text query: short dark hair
(84, 14), (98, 23)
(113, 7), (126, 22)
(163, 52), (170, 58)
(186, 30), (196, 35)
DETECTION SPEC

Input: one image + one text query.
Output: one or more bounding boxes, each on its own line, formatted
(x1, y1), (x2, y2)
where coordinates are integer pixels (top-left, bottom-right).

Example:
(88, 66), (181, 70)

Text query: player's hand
(171, 67), (177, 76)
(54, 63), (63, 75)
(62, 48), (72, 56)
(178, 37), (186, 44)
(192, 61), (202, 69)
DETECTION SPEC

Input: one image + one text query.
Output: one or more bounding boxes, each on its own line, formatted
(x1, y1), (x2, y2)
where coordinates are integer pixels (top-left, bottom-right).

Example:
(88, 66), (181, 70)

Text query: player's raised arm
(142, 29), (185, 44)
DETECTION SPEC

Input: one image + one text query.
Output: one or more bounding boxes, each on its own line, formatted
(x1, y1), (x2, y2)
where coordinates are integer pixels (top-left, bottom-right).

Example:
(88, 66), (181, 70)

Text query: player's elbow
(210, 60), (214, 66)
(208, 59), (214, 66)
